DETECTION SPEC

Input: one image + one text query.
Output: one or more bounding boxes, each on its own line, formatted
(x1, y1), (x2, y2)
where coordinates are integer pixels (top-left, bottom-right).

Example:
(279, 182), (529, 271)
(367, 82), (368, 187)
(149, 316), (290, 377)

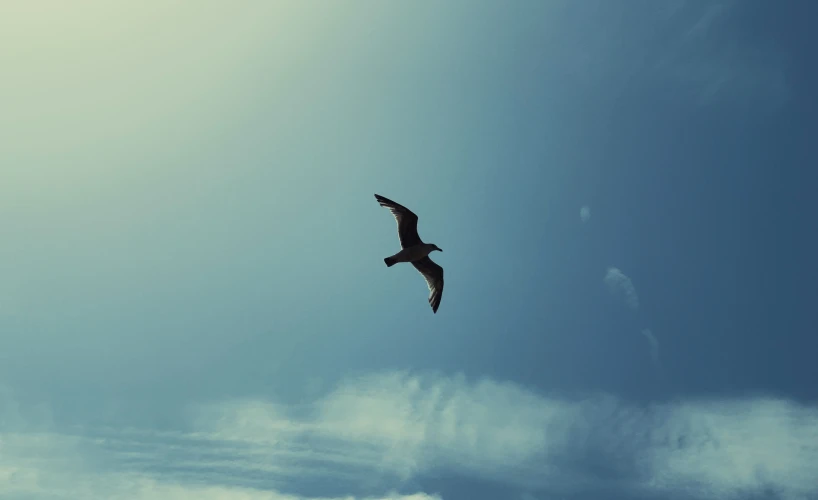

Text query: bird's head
(432, 244), (442, 252)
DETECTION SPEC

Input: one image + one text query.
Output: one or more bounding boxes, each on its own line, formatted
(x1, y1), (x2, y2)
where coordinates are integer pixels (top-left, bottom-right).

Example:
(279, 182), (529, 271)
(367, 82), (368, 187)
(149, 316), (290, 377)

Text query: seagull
(375, 194), (444, 313)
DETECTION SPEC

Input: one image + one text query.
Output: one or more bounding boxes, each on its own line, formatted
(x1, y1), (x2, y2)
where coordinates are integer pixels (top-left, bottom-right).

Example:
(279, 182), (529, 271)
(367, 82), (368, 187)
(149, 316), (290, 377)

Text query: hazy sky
(2, 1), (817, 500)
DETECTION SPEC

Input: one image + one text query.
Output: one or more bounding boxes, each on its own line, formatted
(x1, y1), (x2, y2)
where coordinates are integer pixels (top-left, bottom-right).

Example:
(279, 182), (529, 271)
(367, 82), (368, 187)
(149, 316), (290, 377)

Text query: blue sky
(1, 1), (817, 499)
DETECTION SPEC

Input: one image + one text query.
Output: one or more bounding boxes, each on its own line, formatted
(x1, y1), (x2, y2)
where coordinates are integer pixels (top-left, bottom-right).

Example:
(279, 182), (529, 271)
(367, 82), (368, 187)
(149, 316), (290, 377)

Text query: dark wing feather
(412, 256), (444, 313)
(374, 194), (422, 248)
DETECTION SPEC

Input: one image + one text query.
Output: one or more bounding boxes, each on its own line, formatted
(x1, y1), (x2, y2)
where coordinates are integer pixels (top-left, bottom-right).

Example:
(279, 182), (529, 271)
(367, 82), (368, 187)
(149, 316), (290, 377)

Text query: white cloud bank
(4, 372), (818, 500)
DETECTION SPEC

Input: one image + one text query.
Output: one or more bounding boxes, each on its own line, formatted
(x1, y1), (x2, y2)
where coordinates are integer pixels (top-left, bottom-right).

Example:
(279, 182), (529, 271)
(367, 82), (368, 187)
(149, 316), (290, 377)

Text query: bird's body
(384, 242), (439, 267)
(374, 194), (444, 313)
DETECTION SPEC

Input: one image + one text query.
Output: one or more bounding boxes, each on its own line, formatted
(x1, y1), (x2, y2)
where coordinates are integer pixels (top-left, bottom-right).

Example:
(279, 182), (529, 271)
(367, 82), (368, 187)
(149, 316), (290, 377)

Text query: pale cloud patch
(604, 267), (639, 310)
(580, 206), (591, 223)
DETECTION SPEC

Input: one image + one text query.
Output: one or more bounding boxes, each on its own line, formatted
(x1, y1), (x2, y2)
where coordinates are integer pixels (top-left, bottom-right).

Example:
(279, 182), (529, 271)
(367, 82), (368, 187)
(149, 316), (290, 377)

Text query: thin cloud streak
(0, 429), (439, 500)
(604, 267), (640, 310)
(641, 328), (661, 368)
(655, 0), (790, 108)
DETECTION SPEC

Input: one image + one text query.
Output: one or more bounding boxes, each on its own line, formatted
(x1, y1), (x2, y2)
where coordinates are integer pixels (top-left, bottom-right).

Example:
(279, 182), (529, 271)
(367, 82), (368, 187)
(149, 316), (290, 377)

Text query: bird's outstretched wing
(374, 194), (422, 248)
(412, 256), (444, 313)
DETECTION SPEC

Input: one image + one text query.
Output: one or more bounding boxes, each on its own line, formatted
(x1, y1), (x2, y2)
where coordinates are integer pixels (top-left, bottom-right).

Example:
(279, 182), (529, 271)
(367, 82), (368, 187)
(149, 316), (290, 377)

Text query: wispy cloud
(641, 328), (661, 368)
(602, 270), (664, 370)
(547, 0), (790, 109)
(603, 269), (662, 369)
(0, 457), (440, 500)
(654, 0), (790, 108)
(604, 267), (639, 311)
(580, 206), (590, 223)
(4, 371), (817, 500)
(0, 430), (440, 500)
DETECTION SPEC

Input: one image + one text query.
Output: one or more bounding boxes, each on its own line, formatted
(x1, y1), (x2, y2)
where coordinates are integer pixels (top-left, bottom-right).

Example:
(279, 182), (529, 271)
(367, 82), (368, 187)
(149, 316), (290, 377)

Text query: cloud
(580, 206), (591, 223)
(604, 267), (640, 310)
(654, 0), (790, 108)
(642, 398), (818, 499)
(0, 432), (440, 500)
(3, 371), (818, 500)
(203, 373), (818, 500)
(193, 372), (579, 488)
(544, 0), (790, 109)
(603, 272), (660, 371)
(0, 457), (440, 500)
(641, 329), (661, 369)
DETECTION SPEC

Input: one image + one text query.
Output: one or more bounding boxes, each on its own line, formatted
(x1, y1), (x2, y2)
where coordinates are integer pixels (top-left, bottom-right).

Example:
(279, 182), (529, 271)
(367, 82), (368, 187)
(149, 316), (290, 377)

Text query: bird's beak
(438, 248), (443, 252)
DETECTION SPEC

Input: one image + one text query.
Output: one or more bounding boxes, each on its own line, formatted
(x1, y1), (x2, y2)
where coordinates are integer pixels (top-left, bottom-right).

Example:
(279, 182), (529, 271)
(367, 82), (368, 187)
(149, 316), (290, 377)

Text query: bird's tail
(384, 257), (397, 267)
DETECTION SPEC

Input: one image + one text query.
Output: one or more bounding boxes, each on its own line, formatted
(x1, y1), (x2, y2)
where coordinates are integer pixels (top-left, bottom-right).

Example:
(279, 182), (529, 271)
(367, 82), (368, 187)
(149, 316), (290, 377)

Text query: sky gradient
(2, 1), (817, 499)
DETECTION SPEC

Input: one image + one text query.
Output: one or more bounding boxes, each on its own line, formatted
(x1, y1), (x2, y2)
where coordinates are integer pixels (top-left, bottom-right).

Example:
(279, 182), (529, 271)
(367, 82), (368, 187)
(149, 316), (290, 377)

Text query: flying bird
(375, 194), (444, 313)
